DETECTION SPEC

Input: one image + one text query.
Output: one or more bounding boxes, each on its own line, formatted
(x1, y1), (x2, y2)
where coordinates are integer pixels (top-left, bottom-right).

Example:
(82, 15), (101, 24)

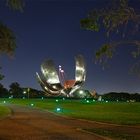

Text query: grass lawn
(0, 98), (140, 125)
(84, 128), (139, 140)
(0, 105), (11, 118)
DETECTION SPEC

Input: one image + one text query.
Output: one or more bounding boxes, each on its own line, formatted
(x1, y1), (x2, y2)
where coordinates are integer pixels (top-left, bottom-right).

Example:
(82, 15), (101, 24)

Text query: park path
(0, 105), (140, 140)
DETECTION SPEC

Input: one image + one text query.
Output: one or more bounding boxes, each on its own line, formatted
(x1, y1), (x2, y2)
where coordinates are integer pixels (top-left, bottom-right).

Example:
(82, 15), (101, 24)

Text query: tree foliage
(0, 22), (16, 56)
(81, 0), (140, 73)
(6, 0), (24, 11)
(0, 83), (9, 97)
(0, 0), (24, 80)
(9, 82), (22, 98)
(102, 92), (140, 102)
(0, 0), (24, 56)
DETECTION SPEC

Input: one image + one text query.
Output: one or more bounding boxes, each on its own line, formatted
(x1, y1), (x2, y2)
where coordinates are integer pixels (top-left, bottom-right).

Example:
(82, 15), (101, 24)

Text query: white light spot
(56, 108), (61, 112)
(86, 100), (89, 103)
(79, 90), (84, 94)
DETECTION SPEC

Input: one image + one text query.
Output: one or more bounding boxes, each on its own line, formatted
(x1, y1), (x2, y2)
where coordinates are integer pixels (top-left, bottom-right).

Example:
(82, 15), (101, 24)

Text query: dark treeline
(0, 82), (140, 101)
(0, 82), (45, 98)
(102, 92), (140, 102)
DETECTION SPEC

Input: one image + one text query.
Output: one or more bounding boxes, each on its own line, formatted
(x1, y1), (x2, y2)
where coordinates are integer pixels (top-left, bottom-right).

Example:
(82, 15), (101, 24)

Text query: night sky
(0, 0), (140, 94)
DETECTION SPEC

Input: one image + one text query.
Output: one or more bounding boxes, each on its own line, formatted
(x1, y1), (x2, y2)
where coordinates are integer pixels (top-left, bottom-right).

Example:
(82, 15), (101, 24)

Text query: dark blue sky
(0, 0), (140, 94)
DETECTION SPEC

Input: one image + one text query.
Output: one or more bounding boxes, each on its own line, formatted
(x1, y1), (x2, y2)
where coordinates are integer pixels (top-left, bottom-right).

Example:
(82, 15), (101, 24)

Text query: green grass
(0, 105), (11, 118)
(84, 128), (139, 140)
(0, 98), (140, 125)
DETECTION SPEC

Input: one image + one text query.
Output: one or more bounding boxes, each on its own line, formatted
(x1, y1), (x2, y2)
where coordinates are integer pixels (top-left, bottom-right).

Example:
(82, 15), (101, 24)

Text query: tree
(0, 0), (24, 80)
(6, 0), (24, 11)
(0, 83), (9, 97)
(102, 92), (140, 101)
(9, 82), (23, 98)
(81, 0), (140, 75)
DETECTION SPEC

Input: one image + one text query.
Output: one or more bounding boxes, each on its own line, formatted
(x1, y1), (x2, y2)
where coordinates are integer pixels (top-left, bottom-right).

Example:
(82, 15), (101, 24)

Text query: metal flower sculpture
(36, 55), (86, 97)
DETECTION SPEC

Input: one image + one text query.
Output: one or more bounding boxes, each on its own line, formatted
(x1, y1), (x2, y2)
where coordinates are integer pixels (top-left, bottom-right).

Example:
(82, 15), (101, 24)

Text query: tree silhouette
(81, 0), (140, 75)
(9, 82), (22, 98)
(0, 0), (24, 80)
(0, 83), (9, 97)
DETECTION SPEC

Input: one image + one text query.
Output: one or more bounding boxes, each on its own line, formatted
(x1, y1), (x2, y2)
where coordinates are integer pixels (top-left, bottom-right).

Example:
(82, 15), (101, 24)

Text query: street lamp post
(27, 88), (30, 99)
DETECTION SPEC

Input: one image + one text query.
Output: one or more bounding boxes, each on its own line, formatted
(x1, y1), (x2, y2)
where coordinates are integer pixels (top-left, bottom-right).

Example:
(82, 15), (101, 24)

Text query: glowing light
(60, 70), (64, 73)
(3, 101), (6, 103)
(86, 100), (89, 103)
(56, 99), (58, 102)
(52, 85), (57, 89)
(106, 101), (108, 103)
(93, 99), (95, 102)
(63, 98), (65, 100)
(41, 97), (44, 99)
(31, 103), (34, 106)
(22, 97), (25, 99)
(79, 90), (84, 94)
(9, 96), (13, 99)
(56, 108), (61, 112)
(23, 91), (26, 94)
(59, 65), (62, 70)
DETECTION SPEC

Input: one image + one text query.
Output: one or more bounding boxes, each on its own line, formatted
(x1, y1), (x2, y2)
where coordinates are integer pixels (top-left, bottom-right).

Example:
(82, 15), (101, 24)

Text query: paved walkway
(0, 105), (139, 140)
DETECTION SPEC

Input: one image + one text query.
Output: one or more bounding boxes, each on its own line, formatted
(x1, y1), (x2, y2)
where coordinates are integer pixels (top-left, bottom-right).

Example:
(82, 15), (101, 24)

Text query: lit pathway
(0, 105), (139, 140)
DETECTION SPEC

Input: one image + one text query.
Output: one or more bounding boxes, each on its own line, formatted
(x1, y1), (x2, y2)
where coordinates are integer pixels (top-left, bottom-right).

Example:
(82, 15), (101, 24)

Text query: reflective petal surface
(36, 55), (86, 97)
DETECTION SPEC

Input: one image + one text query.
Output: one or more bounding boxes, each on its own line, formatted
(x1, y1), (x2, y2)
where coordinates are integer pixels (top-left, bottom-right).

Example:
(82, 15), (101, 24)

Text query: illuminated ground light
(106, 101), (109, 103)
(30, 103), (34, 106)
(56, 107), (61, 112)
(93, 99), (95, 102)
(86, 100), (89, 103)
(22, 97), (25, 99)
(62, 98), (65, 100)
(56, 99), (59, 102)
(41, 97), (44, 100)
(3, 101), (6, 104)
